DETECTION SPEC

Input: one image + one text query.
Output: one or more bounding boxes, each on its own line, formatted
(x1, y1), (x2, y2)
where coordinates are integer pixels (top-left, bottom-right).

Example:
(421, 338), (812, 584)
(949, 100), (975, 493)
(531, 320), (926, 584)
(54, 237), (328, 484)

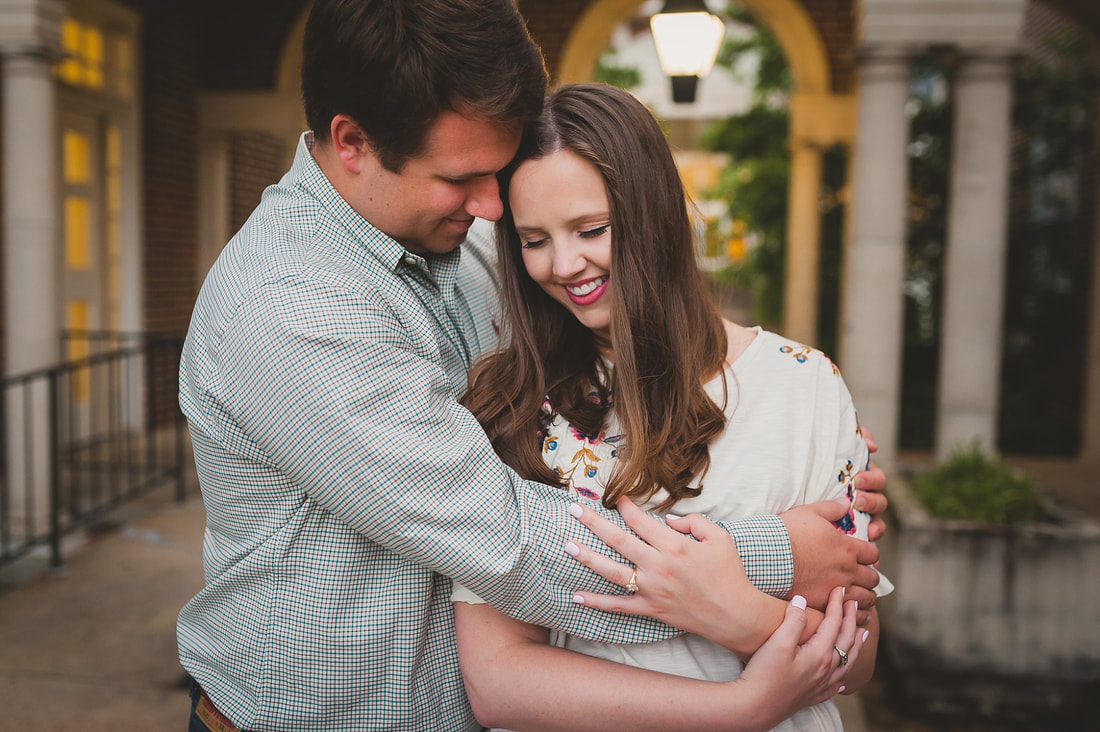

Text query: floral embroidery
(540, 395), (623, 501)
(604, 433), (624, 458)
(586, 389), (611, 407)
(838, 459), (856, 488)
(779, 344), (812, 363)
(835, 459), (858, 535)
(570, 427), (603, 445)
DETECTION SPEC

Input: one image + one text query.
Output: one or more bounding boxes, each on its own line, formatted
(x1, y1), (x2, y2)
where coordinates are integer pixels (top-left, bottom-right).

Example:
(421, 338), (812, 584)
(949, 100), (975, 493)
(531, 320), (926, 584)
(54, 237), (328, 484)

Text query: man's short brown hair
(301, 0), (548, 171)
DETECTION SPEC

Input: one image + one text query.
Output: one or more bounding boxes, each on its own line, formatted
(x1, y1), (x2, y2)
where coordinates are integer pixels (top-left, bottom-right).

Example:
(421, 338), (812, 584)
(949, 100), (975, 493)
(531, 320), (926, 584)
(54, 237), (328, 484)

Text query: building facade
(2, 0), (1099, 472)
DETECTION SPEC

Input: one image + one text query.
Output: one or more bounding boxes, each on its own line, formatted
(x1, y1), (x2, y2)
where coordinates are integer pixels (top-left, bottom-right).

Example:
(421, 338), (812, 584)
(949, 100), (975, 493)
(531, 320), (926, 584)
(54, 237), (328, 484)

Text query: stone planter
(878, 474), (1100, 716)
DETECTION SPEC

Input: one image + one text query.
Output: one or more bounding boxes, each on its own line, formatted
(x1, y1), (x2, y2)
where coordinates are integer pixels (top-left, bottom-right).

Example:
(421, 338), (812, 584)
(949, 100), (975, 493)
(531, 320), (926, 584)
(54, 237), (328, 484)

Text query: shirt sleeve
(451, 517), (793, 604)
(718, 514), (793, 598)
(200, 275), (798, 644)
(202, 271), (797, 642)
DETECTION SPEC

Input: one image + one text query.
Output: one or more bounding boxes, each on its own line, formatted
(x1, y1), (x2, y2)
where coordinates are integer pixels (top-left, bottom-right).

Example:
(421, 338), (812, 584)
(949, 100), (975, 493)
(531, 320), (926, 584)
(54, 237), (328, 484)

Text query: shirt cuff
(726, 514), (794, 598)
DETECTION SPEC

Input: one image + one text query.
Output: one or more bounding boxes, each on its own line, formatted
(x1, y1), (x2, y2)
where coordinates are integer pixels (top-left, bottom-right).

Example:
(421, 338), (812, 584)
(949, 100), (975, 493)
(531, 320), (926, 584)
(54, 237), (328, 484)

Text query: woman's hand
(735, 587), (864, 729)
(565, 495), (773, 653)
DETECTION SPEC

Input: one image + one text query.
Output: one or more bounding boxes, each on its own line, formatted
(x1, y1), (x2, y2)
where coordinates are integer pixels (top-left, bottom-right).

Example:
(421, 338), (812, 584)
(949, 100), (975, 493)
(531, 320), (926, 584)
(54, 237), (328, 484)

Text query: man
(178, 1), (886, 730)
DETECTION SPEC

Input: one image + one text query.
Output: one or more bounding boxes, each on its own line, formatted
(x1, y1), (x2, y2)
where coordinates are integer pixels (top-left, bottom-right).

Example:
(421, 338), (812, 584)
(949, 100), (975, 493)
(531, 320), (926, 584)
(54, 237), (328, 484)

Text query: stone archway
(556, 0), (829, 93)
(556, 0), (854, 346)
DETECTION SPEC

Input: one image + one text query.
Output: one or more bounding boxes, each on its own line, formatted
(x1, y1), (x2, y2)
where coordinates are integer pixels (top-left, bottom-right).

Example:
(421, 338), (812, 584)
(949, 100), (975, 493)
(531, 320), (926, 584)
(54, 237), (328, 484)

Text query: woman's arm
(454, 587), (862, 732)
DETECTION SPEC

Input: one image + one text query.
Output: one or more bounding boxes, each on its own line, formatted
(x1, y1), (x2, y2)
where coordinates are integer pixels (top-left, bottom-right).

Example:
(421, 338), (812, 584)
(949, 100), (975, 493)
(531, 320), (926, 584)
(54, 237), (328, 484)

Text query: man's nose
(465, 177), (503, 222)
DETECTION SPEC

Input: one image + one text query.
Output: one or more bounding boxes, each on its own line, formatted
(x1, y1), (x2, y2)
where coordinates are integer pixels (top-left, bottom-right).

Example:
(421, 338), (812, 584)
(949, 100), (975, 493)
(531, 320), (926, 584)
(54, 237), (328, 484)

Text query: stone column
(784, 140), (824, 347)
(1077, 105), (1100, 462)
(2, 10), (61, 373)
(196, 133), (232, 286)
(839, 49), (912, 471)
(1, 0), (63, 546)
(935, 52), (1015, 461)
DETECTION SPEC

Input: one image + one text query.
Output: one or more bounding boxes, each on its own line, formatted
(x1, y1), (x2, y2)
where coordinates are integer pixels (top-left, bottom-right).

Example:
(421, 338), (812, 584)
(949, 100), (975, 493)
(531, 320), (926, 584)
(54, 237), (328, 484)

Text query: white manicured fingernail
(791, 595), (807, 610)
(572, 594), (585, 604)
(666, 513), (681, 520)
(564, 542), (580, 556)
(838, 685), (846, 694)
(567, 503), (583, 518)
(862, 629), (869, 643)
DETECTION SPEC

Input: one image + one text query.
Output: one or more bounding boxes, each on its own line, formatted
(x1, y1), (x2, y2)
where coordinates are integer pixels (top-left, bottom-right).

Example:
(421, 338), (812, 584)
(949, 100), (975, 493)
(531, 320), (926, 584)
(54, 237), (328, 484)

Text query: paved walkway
(0, 489), (204, 730)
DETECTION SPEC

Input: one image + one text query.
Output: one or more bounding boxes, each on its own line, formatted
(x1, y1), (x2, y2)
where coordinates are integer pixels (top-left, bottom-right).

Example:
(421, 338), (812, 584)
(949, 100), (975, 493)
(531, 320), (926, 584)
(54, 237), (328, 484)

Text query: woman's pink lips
(565, 277), (609, 306)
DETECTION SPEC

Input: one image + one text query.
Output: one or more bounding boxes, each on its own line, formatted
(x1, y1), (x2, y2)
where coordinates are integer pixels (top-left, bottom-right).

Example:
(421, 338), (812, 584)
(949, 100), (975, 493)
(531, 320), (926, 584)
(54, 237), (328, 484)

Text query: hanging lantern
(650, 0), (726, 103)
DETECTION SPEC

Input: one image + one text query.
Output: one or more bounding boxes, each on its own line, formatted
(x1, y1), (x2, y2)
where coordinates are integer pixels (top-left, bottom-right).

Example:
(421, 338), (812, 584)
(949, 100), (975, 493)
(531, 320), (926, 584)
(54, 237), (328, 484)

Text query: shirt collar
(291, 131), (461, 286)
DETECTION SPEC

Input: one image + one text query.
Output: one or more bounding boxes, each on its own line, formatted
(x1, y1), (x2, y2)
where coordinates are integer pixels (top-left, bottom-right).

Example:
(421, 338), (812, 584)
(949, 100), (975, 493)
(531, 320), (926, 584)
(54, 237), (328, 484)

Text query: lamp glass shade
(649, 11), (725, 78)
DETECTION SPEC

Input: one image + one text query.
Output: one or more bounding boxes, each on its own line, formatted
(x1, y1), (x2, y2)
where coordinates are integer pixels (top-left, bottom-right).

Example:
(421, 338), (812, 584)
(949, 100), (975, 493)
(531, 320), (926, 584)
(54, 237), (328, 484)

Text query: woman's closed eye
(580, 225), (609, 239)
(521, 237), (548, 249)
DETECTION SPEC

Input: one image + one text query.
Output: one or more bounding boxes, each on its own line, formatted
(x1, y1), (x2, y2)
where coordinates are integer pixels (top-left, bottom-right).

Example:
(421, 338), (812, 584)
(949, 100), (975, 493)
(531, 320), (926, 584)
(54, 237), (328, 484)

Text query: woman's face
(509, 149), (613, 346)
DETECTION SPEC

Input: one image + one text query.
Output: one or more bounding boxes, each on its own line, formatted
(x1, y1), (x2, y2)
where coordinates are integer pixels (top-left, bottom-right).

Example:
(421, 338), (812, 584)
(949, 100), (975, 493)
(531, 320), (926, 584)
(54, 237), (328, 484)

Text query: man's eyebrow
(440, 170), (497, 182)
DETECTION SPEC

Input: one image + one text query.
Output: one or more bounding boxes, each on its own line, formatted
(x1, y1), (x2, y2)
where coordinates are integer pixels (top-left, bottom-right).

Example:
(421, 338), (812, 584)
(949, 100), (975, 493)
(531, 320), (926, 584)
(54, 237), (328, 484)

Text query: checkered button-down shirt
(177, 133), (793, 731)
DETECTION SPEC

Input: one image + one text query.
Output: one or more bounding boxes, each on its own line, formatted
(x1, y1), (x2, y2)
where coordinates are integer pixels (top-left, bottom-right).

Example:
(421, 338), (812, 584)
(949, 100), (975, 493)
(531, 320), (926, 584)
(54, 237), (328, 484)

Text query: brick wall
(229, 132), (288, 235)
(802, 0), (856, 94)
(138, 1), (202, 336)
(518, 0), (589, 83)
(131, 0), (202, 424)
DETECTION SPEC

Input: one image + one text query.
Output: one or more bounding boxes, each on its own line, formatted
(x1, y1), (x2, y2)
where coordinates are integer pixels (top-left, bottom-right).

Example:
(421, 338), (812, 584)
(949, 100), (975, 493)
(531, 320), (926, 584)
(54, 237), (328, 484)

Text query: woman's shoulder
(748, 327), (841, 376)
(721, 319), (759, 364)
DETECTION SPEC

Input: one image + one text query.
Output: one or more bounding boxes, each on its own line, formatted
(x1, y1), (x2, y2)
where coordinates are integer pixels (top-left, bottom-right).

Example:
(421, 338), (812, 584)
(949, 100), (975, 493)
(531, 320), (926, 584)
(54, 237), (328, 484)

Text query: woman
(453, 83), (885, 731)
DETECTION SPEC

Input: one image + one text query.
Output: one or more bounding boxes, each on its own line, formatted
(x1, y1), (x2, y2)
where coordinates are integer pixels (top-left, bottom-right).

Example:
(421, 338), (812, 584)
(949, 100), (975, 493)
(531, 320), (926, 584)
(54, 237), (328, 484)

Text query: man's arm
(563, 440), (886, 637)
(208, 278), (789, 645)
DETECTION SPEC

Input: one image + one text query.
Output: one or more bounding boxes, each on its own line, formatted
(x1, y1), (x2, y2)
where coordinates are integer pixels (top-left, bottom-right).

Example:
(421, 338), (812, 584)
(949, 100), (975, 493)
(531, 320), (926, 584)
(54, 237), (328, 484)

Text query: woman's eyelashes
(520, 224), (609, 249)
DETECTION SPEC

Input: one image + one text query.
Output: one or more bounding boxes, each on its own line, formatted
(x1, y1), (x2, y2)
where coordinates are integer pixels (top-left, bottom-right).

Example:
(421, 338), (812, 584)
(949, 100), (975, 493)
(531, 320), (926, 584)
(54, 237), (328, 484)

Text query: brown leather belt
(194, 685), (242, 732)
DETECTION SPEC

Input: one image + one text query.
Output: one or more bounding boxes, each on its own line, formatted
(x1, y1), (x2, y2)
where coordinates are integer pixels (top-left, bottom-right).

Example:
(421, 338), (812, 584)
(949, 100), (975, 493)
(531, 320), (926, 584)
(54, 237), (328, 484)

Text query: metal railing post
(2, 331), (187, 570)
(48, 370), (62, 569)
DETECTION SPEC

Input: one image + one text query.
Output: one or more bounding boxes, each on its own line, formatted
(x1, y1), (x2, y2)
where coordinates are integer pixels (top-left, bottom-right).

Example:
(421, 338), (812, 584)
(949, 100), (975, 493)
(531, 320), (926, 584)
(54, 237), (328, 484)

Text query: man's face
(351, 110), (521, 256)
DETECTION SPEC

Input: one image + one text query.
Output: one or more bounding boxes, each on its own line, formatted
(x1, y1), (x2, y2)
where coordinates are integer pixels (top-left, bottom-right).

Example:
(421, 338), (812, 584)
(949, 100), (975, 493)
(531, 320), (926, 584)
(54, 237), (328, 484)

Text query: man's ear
(329, 114), (372, 174)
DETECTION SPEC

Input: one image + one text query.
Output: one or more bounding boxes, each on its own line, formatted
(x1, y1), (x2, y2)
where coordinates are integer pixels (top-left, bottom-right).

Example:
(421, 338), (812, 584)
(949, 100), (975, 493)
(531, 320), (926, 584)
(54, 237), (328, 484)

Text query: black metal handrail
(0, 332), (186, 569)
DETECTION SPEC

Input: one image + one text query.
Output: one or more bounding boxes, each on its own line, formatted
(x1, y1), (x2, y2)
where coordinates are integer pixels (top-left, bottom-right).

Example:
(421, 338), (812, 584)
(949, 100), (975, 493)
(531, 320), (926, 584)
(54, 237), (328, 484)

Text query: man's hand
(780, 499), (880, 624)
(855, 428), (887, 541)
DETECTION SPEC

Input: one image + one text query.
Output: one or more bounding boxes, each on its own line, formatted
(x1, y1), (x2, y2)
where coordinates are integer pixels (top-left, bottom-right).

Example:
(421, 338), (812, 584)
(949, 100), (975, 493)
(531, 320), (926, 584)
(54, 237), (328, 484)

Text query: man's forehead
(422, 110), (521, 165)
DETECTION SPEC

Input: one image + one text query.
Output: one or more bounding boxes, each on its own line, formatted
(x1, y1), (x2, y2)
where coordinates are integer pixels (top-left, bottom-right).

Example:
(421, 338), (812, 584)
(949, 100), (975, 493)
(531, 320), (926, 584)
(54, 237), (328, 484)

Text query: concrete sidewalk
(0, 484), (872, 732)
(0, 488), (205, 730)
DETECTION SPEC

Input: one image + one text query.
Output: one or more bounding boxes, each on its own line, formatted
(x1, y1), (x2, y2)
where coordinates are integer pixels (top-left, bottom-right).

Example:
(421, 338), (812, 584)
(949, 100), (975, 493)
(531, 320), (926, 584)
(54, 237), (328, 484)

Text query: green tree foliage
(593, 52), (642, 90)
(700, 5), (846, 355)
(999, 28), (1099, 455)
(700, 8), (791, 329)
(699, 5), (1097, 458)
(897, 54), (953, 450)
(900, 31), (1099, 454)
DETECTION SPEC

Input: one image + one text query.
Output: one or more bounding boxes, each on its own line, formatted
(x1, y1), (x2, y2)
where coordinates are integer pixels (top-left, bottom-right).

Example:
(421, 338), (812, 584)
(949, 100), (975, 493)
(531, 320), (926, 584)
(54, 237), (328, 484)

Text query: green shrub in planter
(912, 442), (1046, 524)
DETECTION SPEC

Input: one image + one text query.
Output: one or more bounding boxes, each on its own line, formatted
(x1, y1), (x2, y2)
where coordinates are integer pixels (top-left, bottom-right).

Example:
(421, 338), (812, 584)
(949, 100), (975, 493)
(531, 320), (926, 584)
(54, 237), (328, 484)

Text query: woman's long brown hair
(461, 83), (728, 511)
